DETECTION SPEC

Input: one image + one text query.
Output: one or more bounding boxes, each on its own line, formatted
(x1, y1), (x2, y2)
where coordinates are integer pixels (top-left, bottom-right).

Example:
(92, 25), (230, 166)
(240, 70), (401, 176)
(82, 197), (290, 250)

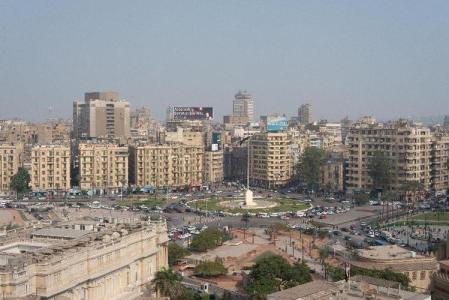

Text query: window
(412, 271), (417, 280)
(420, 271), (426, 280)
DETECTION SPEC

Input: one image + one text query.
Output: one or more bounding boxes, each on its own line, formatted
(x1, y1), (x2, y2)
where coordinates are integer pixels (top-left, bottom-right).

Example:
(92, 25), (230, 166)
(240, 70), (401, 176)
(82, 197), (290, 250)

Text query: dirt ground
(0, 209), (26, 226)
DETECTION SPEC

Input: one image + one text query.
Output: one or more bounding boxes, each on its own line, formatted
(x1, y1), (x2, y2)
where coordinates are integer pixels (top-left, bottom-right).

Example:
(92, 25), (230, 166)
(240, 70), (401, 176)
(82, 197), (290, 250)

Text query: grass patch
(386, 220), (449, 227)
(412, 212), (449, 221)
(189, 197), (310, 213)
(116, 197), (165, 208)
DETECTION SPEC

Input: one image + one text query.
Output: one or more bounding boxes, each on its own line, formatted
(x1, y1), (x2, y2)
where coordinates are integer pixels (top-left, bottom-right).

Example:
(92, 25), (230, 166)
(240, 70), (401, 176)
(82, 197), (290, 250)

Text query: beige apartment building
(0, 143), (22, 194)
(78, 143), (129, 193)
(346, 118), (435, 192)
(130, 144), (203, 189)
(320, 157), (345, 192)
(73, 92), (130, 141)
(249, 132), (292, 188)
(0, 221), (168, 300)
(431, 133), (449, 193)
(35, 121), (71, 145)
(164, 127), (205, 146)
(30, 145), (71, 192)
(204, 150), (224, 184)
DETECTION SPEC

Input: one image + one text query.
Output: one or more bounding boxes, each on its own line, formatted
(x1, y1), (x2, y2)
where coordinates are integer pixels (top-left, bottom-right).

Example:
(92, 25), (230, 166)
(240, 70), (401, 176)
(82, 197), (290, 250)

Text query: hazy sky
(1, 1), (448, 122)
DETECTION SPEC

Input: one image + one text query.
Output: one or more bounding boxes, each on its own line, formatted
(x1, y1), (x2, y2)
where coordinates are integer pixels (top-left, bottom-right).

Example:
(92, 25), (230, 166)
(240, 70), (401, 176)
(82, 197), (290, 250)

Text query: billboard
(173, 107), (213, 120)
(212, 132), (221, 145)
(267, 116), (288, 132)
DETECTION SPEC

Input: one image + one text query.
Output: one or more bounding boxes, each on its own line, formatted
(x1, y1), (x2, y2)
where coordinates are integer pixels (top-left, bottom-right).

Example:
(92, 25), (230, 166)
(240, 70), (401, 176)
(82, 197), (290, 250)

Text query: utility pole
(301, 238), (304, 262)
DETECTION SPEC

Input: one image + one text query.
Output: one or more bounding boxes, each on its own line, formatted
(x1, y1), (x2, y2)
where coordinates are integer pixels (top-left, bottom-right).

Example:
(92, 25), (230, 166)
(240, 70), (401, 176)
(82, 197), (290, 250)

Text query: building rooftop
(267, 277), (431, 300)
(439, 260), (449, 268)
(32, 228), (89, 240)
(0, 220), (167, 272)
(357, 245), (422, 261)
(267, 280), (339, 300)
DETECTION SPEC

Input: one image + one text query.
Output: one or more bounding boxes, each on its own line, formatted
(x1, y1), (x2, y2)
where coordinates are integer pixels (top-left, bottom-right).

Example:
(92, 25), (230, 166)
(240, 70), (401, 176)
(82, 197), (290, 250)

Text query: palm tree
(152, 268), (184, 299)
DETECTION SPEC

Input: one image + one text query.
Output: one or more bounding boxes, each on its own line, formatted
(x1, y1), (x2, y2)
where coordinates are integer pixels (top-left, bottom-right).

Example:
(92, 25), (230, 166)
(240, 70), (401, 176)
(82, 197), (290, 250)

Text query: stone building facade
(78, 143), (129, 193)
(0, 221), (168, 299)
(130, 144), (203, 190)
(30, 145), (71, 192)
(249, 132), (292, 188)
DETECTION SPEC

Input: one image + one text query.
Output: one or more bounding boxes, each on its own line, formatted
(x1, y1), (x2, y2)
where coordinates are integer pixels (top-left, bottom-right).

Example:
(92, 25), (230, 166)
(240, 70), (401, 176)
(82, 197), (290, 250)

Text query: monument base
(245, 189), (255, 206)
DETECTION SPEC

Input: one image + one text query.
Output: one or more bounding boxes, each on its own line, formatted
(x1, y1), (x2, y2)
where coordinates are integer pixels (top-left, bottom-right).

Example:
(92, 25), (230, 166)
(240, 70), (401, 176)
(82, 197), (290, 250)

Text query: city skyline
(1, 1), (449, 122)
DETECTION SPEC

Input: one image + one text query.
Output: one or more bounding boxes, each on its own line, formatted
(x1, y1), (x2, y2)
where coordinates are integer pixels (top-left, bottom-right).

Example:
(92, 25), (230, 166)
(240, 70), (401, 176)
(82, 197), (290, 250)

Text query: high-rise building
(130, 144), (203, 189)
(130, 107), (160, 142)
(346, 118), (437, 193)
(232, 90), (254, 124)
(78, 143), (129, 193)
(298, 104), (312, 125)
(249, 132), (292, 188)
(431, 133), (449, 193)
(444, 115), (449, 130)
(0, 144), (22, 193)
(204, 150), (224, 184)
(30, 145), (71, 192)
(73, 92), (130, 141)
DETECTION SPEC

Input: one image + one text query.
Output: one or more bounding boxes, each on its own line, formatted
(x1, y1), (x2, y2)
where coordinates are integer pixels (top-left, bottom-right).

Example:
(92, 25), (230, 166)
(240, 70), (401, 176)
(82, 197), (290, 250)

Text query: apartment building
(249, 132), (292, 188)
(346, 118), (434, 192)
(78, 143), (129, 193)
(130, 144), (203, 189)
(164, 127), (205, 146)
(223, 146), (247, 182)
(431, 133), (449, 193)
(73, 92), (130, 141)
(0, 144), (22, 194)
(0, 221), (168, 299)
(298, 103), (312, 125)
(233, 90), (254, 123)
(320, 156), (345, 192)
(30, 145), (71, 192)
(34, 121), (71, 145)
(204, 150), (224, 184)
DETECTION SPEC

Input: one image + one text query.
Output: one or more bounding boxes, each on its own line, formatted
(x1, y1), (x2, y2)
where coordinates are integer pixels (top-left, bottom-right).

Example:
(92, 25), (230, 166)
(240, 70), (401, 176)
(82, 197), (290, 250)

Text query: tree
(241, 212), (250, 228)
(353, 192), (370, 206)
(10, 167), (30, 196)
(367, 151), (393, 191)
(297, 147), (325, 191)
(190, 228), (225, 252)
(222, 291), (233, 300)
(152, 268), (184, 299)
(194, 261), (227, 277)
(246, 276), (280, 300)
(326, 264), (345, 281)
(283, 262), (312, 288)
(168, 243), (191, 266)
(319, 246), (330, 265)
(245, 254), (312, 299)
